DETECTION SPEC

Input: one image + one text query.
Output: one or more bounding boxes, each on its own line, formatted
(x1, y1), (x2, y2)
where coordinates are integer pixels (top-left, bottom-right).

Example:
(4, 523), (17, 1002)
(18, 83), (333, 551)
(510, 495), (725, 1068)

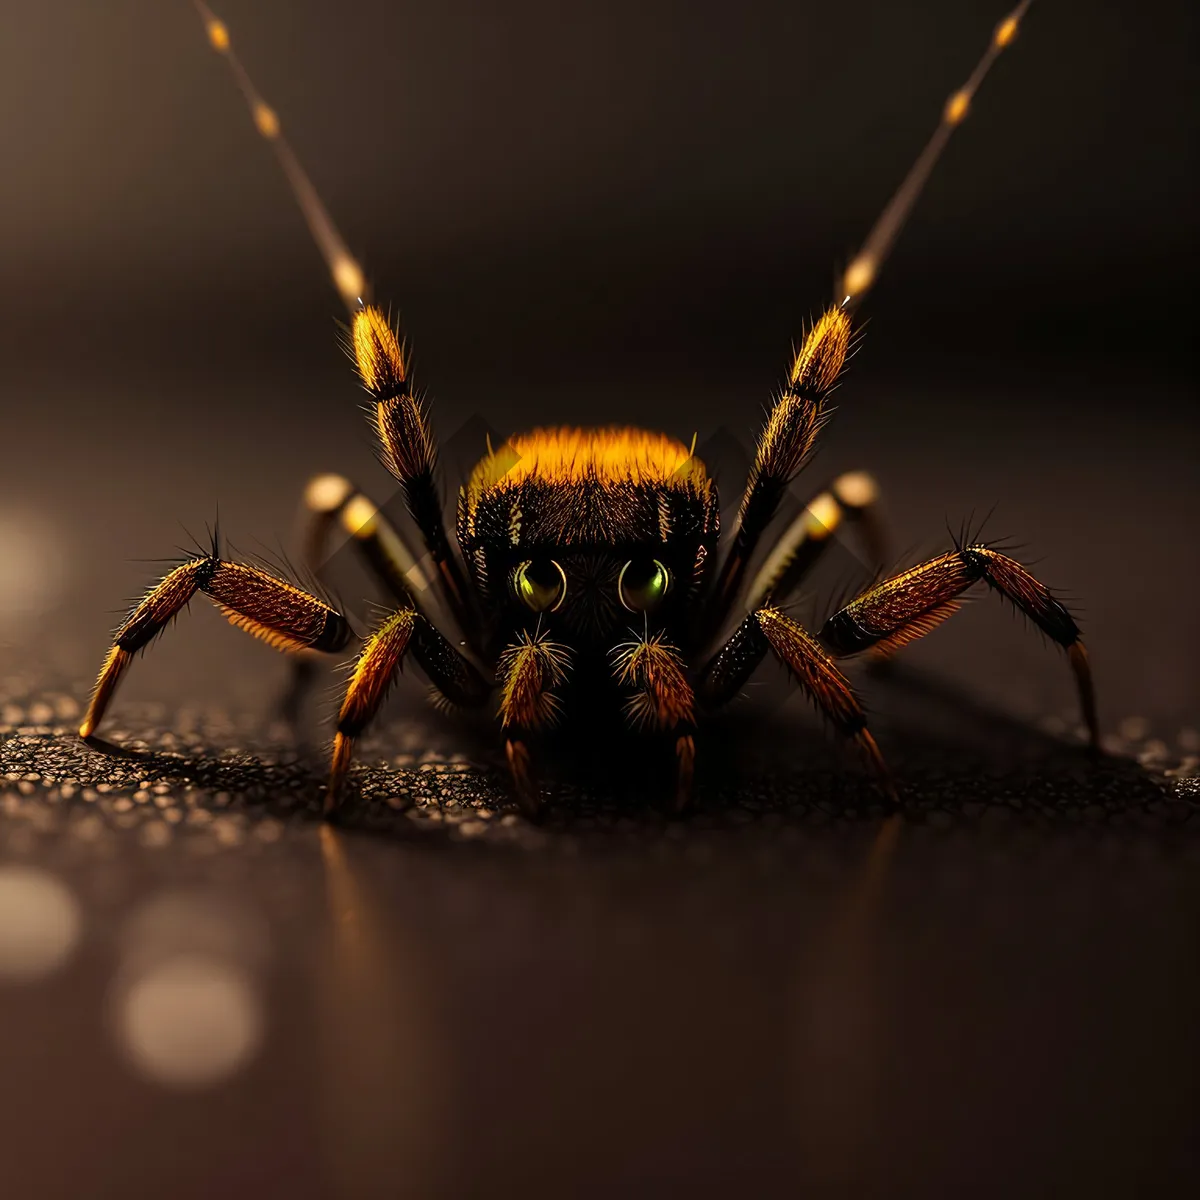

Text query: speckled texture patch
(2, 666), (1195, 858)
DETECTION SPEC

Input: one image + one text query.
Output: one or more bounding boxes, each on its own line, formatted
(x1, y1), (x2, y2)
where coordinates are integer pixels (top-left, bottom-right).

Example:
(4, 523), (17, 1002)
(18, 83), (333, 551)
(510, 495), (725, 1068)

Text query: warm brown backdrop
(0, 3), (1197, 1198)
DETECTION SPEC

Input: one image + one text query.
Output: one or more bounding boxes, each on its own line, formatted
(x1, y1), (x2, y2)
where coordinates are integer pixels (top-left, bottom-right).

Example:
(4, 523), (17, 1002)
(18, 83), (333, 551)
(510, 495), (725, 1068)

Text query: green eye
(618, 558), (671, 612)
(512, 559), (567, 612)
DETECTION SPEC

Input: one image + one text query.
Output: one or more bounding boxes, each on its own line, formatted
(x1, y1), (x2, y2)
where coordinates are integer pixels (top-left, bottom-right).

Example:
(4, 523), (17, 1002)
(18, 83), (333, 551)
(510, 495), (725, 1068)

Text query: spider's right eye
(511, 559), (567, 612)
(618, 558), (671, 613)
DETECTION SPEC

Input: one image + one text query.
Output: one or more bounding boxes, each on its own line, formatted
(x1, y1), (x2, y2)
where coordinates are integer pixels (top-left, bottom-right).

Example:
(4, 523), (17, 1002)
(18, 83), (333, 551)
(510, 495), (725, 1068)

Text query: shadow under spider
(53, 660), (1186, 842)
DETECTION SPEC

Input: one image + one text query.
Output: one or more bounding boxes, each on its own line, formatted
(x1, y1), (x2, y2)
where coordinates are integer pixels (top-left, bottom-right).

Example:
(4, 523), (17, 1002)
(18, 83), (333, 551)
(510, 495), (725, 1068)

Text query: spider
(79, 0), (1098, 817)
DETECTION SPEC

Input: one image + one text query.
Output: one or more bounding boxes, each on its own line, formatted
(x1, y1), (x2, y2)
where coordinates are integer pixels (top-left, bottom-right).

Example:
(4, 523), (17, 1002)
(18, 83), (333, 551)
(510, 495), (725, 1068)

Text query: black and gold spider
(79, 0), (1097, 816)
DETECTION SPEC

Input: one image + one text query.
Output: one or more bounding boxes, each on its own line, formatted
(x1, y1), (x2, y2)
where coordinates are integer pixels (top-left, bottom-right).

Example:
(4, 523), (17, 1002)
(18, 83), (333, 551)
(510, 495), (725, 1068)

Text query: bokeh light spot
(0, 866), (82, 982)
(117, 955), (262, 1089)
(0, 510), (69, 622)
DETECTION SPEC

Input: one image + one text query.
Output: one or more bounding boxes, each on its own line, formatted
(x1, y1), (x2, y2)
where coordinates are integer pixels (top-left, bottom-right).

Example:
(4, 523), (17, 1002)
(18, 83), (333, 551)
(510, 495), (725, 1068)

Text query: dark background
(0, 1), (1197, 1197)
(0, 0), (1196, 717)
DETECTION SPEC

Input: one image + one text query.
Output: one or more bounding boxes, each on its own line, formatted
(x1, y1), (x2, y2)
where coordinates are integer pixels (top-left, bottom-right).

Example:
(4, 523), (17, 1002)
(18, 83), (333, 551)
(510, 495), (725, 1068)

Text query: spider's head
(459, 426), (719, 652)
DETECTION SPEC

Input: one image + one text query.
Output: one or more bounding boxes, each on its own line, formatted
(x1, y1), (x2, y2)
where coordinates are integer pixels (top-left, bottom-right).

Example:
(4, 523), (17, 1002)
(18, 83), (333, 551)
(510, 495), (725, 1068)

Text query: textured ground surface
(1, 695), (1197, 843)
(3, 654), (1198, 845)
(2, 658), (1198, 1200)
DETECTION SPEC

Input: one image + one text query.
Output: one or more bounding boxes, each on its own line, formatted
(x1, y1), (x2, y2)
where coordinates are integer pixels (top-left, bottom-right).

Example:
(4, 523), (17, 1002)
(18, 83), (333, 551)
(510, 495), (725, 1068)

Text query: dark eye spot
(512, 559), (567, 612)
(618, 559), (671, 613)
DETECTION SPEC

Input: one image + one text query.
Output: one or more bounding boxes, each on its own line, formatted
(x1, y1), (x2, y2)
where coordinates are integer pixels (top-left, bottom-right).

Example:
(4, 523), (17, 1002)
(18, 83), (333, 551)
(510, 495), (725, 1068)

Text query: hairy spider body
(80, 1), (1098, 816)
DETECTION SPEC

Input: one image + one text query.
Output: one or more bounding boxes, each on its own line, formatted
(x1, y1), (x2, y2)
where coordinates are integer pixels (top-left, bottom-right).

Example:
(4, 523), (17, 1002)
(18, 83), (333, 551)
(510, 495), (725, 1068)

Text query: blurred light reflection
(317, 827), (448, 1197)
(120, 889), (270, 973)
(790, 816), (902, 1187)
(111, 889), (268, 1089)
(0, 865), (82, 981)
(0, 510), (69, 621)
(116, 954), (262, 1088)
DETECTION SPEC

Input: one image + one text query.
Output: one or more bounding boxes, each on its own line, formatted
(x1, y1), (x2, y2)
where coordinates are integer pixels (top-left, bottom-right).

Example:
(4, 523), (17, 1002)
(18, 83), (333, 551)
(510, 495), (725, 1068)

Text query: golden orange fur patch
(337, 609), (416, 731)
(788, 306), (851, 395)
(465, 426), (711, 502)
(352, 305), (406, 396)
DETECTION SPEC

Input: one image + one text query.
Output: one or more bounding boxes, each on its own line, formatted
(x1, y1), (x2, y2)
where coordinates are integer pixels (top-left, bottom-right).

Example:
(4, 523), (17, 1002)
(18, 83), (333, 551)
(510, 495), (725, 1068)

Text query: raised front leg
(706, 307), (852, 634)
(80, 555), (352, 740)
(350, 306), (476, 630)
(819, 544), (1099, 747)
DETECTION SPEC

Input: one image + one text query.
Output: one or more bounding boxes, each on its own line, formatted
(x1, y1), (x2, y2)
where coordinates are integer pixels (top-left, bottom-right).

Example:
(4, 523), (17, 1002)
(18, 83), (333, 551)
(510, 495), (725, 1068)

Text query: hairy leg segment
(696, 606), (895, 805)
(327, 609), (492, 814)
(350, 307), (476, 632)
(820, 544), (1099, 747)
(80, 556), (352, 740)
(706, 308), (852, 637)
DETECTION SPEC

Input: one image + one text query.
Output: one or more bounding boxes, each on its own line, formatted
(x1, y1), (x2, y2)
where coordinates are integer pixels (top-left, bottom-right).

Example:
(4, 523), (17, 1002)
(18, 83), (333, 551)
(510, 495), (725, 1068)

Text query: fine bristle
(870, 600), (962, 658)
(216, 606), (313, 653)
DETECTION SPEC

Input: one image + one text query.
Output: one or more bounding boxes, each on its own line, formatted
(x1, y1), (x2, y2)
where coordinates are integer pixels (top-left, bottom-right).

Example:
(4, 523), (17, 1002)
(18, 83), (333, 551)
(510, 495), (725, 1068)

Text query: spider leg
(192, 12), (480, 646)
(744, 469), (886, 613)
(611, 633), (697, 812)
(327, 609), (492, 814)
(819, 544), (1099, 748)
(350, 307), (476, 632)
(696, 607), (894, 803)
(706, 308), (852, 638)
(495, 630), (574, 817)
(281, 472), (476, 723)
(300, 474), (432, 613)
(80, 555), (352, 740)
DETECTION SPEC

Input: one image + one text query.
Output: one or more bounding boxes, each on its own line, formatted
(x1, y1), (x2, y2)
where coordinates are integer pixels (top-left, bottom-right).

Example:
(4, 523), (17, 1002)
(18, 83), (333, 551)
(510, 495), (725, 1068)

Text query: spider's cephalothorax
(459, 425), (720, 802)
(79, 1), (1098, 816)
(459, 426), (719, 642)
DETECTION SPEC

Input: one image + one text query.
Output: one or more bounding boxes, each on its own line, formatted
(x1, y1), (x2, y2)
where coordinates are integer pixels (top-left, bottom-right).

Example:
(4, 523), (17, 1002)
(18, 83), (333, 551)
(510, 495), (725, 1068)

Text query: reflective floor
(1, 667), (1197, 1198)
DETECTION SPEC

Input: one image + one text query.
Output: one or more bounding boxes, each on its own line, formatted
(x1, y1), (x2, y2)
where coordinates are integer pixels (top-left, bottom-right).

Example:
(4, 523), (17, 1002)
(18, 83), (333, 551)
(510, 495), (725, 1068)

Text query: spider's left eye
(512, 559), (567, 612)
(618, 558), (671, 613)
